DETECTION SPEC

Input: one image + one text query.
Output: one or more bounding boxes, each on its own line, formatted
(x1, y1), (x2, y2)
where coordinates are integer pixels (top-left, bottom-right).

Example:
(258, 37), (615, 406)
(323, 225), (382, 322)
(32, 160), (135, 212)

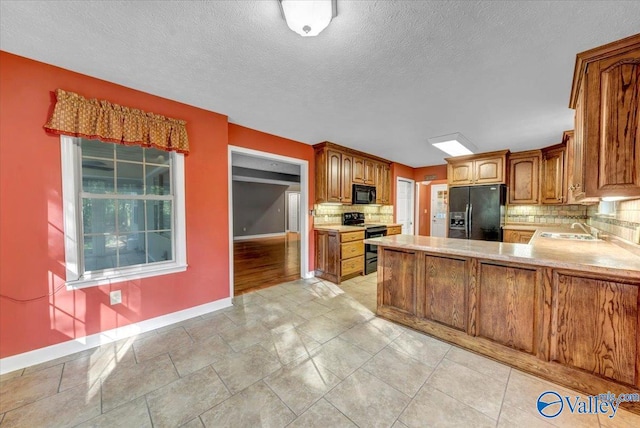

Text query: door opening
(396, 177), (415, 234)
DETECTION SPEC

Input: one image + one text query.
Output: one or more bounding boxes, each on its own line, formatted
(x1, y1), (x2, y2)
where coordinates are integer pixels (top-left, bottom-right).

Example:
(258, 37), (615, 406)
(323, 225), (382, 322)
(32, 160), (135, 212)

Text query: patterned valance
(44, 89), (189, 154)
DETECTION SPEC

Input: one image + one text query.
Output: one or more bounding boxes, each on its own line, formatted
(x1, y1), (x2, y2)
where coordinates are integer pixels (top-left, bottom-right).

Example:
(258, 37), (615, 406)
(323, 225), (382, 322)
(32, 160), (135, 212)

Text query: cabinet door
(585, 48), (640, 197)
(572, 86), (588, 201)
(540, 147), (565, 204)
(341, 154), (353, 203)
(477, 263), (538, 353)
(381, 165), (391, 204)
(353, 156), (365, 183)
(475, 157), (505, 184)
(326, 150), (342, 202)
(378, 248), (417, 316)
(314, 230), (340, 282)
(552, 273), (639, 386)
(508, 153), (540, 204)
(448, 161), (474, 186)
(421, 255), (467, 331)
(503, 230), (518, 243)
(364, 160), (376, 185)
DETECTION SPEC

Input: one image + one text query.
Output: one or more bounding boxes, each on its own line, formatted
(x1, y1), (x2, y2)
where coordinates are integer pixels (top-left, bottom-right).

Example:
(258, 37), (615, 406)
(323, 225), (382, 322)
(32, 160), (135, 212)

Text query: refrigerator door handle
(468, 203), (473, 238)
(464, 204), (470, 238)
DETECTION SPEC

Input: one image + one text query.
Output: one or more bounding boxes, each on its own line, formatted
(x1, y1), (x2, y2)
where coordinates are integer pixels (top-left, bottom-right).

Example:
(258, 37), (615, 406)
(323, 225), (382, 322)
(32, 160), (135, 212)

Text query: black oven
(352, 184), (376, 204)
(364, 225), (387, 275)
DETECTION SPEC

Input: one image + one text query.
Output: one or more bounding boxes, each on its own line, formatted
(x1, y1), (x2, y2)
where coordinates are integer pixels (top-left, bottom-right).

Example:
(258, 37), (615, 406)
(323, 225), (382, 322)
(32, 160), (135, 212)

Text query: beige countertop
(314, 223), (402, 232)
(366, 228), (640, 278)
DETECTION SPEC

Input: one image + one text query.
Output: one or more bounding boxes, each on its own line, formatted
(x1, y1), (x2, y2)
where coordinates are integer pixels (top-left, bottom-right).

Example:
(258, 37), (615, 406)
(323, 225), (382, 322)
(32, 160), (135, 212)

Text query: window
(61, 136), (186, 288)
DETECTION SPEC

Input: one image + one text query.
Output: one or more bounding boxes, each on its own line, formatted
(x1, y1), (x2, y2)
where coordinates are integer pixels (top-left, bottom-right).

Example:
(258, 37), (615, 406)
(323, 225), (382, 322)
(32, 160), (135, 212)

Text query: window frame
(61, 135), (187, 289)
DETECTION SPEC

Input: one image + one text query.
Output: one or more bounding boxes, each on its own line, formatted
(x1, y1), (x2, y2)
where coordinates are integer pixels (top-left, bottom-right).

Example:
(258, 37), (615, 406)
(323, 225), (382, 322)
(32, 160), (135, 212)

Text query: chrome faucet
(571, 222), (591, 235)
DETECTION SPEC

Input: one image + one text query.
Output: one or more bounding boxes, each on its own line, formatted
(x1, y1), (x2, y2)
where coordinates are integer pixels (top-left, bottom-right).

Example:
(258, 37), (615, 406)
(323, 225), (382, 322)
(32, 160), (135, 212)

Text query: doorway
(396, 177), (415, 234)
(228, 146), (309, 297)
(430, 184), (448, 237)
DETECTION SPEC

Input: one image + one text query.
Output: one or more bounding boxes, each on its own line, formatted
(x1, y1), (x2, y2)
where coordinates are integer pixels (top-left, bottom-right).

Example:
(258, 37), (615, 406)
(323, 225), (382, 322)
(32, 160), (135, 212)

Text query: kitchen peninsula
(366, 231), (640, 413)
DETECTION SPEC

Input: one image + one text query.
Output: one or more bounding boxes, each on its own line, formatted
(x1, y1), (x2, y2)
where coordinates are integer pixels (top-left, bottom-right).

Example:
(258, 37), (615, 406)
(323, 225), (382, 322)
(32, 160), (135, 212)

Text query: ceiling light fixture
(429, 132), (478, 157)
(278, 0), (337, 37)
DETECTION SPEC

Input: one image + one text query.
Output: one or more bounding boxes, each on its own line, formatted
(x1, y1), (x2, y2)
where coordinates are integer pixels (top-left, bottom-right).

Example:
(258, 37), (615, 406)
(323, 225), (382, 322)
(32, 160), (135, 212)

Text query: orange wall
(0, 52), (230, 358)
(228, 124), (315, 270)
(414, 164), (447, 182)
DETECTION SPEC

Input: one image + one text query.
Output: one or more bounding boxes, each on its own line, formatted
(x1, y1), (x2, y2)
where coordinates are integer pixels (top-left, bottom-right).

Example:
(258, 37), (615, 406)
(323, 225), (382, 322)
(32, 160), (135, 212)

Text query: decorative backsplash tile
(587, 199), (640, 243)
(506, 204), (587, 224)
(313, 204), (394, 225)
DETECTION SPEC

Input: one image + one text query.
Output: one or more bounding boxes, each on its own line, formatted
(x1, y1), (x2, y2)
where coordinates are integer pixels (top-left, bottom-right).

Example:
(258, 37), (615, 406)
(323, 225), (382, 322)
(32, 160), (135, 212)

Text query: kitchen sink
(539, 232), (599, 241)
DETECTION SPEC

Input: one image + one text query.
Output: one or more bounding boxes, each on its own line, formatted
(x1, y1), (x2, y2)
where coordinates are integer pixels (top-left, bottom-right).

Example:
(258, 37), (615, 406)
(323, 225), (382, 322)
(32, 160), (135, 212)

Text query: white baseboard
(0, 297), (233, 375)
(303, 271), (315, 279)
(233, 232), (286, 241)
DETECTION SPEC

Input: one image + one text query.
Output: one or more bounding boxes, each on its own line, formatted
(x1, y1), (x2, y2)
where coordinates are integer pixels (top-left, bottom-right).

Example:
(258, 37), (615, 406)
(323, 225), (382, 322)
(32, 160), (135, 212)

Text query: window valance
(44, 89), (190, 154)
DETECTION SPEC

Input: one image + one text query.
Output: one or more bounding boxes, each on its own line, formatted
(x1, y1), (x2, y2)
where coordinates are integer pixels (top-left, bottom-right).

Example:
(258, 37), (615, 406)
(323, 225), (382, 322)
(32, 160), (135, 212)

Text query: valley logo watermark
(537, 390), (640, 419)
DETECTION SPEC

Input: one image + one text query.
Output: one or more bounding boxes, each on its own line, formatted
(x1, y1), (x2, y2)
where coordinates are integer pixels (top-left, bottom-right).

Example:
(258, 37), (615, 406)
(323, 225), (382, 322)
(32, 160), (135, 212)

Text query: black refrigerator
(448, 184), (506, 241)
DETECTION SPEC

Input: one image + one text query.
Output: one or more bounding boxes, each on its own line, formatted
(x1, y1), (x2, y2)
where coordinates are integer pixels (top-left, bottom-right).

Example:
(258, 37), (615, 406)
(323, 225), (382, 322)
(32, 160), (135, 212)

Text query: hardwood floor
(233, 232), (301, 295)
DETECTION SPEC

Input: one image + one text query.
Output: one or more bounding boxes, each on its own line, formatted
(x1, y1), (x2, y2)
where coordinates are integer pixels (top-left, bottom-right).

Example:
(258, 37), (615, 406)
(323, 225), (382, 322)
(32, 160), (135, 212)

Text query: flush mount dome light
(279, 0), (337, 37)
(429, 132), (478, 157)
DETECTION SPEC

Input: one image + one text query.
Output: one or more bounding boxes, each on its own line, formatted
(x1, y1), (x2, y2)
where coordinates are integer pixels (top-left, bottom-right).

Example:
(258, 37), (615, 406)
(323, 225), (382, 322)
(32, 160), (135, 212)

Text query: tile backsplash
(313, 204), (394, 225)
(587, 199), (640, 243)
(506, 204), (588, 224)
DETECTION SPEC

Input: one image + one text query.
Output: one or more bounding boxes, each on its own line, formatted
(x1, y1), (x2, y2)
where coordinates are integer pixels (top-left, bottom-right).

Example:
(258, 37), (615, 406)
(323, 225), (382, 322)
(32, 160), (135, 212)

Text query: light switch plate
(110, 290), (122, 305)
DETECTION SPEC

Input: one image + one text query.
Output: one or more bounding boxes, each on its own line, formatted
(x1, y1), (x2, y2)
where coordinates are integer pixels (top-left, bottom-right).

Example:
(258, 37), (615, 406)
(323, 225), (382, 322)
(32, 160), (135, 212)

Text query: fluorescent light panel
(429, 132), (477, 157)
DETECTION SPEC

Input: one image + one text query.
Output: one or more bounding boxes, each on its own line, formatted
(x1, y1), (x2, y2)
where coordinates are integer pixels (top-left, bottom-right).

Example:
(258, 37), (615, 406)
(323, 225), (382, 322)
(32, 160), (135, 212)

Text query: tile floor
(1, 274), (640, 427)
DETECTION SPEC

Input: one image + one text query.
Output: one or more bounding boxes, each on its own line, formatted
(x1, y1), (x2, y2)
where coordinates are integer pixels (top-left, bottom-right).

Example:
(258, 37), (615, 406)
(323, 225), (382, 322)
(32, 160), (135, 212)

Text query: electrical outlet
(110, 290), (122, 305)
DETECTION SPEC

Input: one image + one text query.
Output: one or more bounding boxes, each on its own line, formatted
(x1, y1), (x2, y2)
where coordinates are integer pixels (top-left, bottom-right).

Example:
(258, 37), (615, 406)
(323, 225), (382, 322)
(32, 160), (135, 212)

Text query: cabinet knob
(575, 183), (581, 188)
(569, 185), (575, 191)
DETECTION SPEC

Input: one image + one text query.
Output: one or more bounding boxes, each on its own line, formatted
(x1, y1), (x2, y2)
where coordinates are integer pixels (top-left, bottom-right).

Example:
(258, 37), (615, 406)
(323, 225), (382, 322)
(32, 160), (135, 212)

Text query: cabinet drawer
(341, 231), (365, 243)
(342, 255), (364, 276)
(341, 241), (364, 258)
(387, 226), (402, 236)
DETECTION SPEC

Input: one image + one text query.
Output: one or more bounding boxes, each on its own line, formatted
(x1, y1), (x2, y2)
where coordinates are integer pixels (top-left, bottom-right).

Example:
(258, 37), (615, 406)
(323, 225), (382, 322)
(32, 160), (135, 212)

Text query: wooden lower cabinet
(552, 272), (639, 386)
(421, 254), (468, 331)
(386, 225), (402, 236)
(376, 246), (640, 413)
(503, 229), (535, 244)
(476, 262), (539, 353)
(315, 229), (364, 284)
(378, 248), (417, 316)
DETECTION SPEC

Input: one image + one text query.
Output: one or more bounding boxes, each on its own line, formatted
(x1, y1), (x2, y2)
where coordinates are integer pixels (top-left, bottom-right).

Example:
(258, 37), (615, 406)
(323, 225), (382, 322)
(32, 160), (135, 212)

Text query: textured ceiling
(1, 1), (639, 167)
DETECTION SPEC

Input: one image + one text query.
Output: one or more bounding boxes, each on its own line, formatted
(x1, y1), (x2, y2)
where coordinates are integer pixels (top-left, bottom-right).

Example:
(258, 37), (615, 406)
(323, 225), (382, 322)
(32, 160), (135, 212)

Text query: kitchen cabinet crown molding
(313, 141), (392, 165)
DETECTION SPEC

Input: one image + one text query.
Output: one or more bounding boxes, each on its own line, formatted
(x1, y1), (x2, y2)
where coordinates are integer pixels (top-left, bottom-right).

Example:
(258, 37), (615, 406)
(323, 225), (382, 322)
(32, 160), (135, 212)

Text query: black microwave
(352, 184), (376, 204)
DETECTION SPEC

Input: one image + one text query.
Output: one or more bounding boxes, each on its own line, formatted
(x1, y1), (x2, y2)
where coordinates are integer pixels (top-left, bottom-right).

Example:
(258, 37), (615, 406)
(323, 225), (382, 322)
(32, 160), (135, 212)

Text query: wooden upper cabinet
(508, 150), (541, 204)
(569, 34), (640, 198)
(313, 142), (391, 204)
(540, 144), (566, 204)
(446, 150), (508, 187)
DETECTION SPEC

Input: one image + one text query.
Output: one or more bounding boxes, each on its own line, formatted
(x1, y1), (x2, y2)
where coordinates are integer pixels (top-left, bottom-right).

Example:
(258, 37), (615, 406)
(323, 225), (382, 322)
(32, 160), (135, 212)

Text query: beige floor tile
(392, 420), (410, 428)
(146, 366), (230, 427)
(220, 303), (268, 325)
(260, 307), (308, 334)
(282, 290), (320, 305)
(445, 346), (511, 380)
(256, 284), (291, 299)
(362, 347), (434, 397)
(1, 381), (101, 428)
(154, 315), (204, 335)
(366, 316), (407, 339)
(218, 321), (272, 352)
(388, 330), (451, 368)
(297, 315), (351, 343)
(76, 396), (151, 428)
(287, 398), (356, 428)
(181, 416), (205, 427)
(260, 328), (321, 365)
(325, 369), (411, 428)
(399, 385), (495, 428)
(184, 314), (237, 342)
(20, 348), (96, 376)
(338, 321), (395, 354)
(60, 343), (136, 392)
(289, 299), (333, 319)
(199, 381), (295, 428)
(133, 327), (193, 362)
(426, 358), (506, 419)
(503, 371), (600, 428)
(323, 305), (375, 327)
(101, 353), (178, 412)
(310, 337), (373, 379)
(211, 345), (281, 394)
(0, 369), (24, 382)
(0, 364), (62, 413)
(498, 403), (555, 427)
(169, 334), (234, 377)
(265, 357), (341, 415)
(301, 282), (343, 300)
(600, 407), (640, 427)
(232, 292), (269, 307)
